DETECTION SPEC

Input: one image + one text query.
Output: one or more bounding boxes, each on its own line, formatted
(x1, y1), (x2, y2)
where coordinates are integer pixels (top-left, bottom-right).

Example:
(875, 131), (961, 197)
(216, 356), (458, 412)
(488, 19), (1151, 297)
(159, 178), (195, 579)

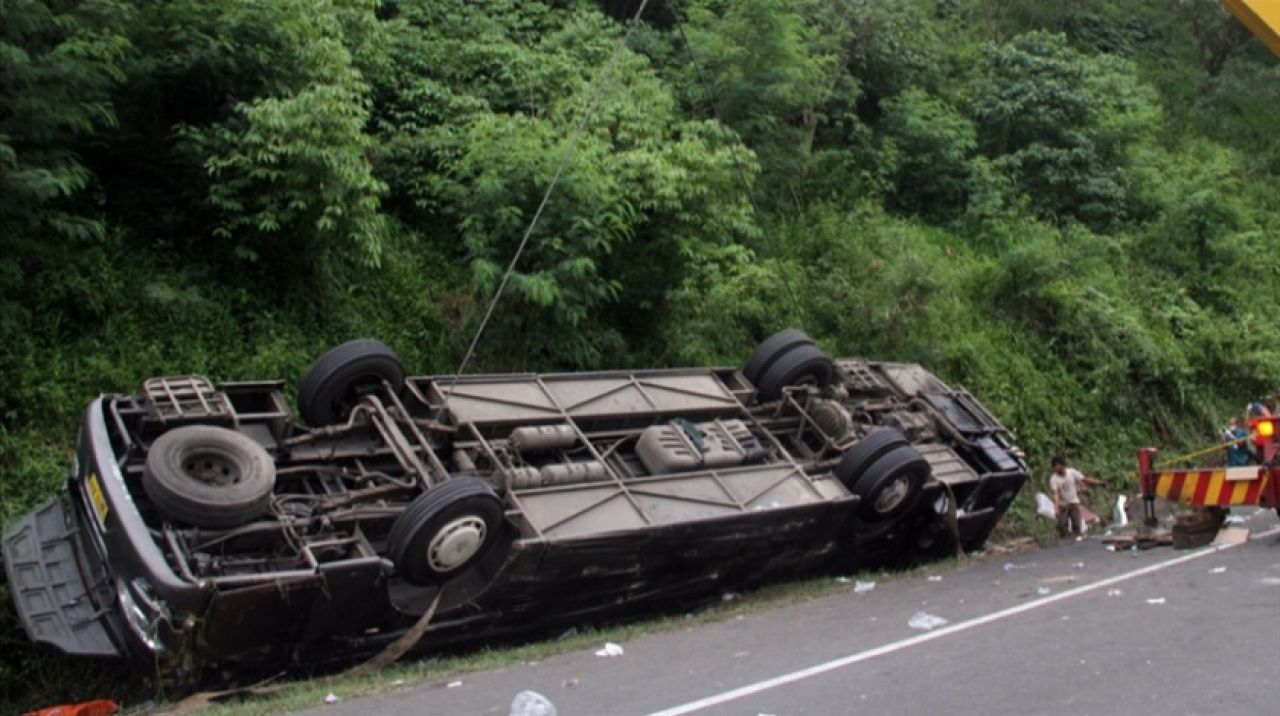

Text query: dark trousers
(1057, 503), (1083, 537)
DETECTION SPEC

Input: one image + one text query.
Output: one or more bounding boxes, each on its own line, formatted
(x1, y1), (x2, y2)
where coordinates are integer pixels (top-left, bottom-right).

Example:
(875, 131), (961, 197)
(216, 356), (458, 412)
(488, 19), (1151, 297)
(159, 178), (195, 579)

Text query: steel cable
(439, 0), (654, 413)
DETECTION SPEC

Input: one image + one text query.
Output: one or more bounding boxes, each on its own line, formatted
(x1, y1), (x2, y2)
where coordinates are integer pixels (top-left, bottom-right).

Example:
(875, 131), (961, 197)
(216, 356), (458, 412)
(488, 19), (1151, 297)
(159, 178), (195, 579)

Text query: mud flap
(2, 497), (119, 656)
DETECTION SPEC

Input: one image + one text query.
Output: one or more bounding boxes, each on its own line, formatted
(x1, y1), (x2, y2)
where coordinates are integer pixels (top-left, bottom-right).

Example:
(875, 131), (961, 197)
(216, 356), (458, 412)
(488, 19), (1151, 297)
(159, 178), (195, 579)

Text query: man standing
(1223, 416), (1250, 466)
(1049, 455), (1104, 539)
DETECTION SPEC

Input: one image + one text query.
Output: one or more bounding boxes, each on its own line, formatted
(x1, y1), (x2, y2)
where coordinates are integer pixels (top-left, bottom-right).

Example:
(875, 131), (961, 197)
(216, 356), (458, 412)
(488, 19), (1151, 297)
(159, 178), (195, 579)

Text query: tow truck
(1134, 0), (1280, 529)
(1138, 415), (1280, 526)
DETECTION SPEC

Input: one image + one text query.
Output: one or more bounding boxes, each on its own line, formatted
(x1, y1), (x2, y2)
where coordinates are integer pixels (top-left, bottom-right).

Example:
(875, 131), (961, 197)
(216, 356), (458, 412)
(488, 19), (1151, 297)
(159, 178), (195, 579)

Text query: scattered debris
(987, 537), (1036, 555)
(324, 693), (340, 705)
(854, 580), (876, 594)
(1113, 495), (1129, 527)
(733, 651), (750, 658)
(1035, 492), (1056, 519)
(1223, 514), (1247, 525)
(721, 592), (738, 602)
(594, 642), (625, 658)
(1146, 598), (1167, 605)
(1079, 505), (1100, 532)
(1172, 510), (1221, 549)
(908, 612), (948, 631)
(1036, 587), (1051, 596)
(927, 575), (943, 582)
(1102, 530), (1172, 551)
(1214, 526), (1250, 546)
(1260, 577), (1280, 586)
(511, 690), (557, 716)
(1072, 561), (1085, 569)
(1209, 566), (1227, 574)
(1040, 575), (1079, 584)
(446, 680), (463, 689)
(24, 700), (118, 716)
(1106, 589), (1124, 597)
(835, 576), (852, 584)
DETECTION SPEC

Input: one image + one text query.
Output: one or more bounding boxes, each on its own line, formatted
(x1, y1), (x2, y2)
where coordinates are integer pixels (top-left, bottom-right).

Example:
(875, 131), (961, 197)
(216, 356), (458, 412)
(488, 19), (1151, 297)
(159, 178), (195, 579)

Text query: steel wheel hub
(427, 516), (487, 572)
(875, 475), (910, 514)
(183, 450), (240, 487)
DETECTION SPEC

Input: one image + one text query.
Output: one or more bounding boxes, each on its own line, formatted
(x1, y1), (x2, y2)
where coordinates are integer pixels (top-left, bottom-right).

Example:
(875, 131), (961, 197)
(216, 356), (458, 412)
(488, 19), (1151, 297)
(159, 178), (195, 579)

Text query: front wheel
(387, 477), (506, 586)
(298, 339), (405, 427)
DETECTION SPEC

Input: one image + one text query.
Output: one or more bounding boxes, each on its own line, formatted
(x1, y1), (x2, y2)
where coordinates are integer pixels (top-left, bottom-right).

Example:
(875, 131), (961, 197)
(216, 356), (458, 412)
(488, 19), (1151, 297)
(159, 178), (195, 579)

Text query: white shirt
(1049, 467), (1086, 504)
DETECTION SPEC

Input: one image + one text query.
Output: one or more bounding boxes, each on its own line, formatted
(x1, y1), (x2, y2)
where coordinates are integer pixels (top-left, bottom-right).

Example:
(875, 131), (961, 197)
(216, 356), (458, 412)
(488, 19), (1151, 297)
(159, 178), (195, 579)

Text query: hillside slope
(2, 0), (1278, 708)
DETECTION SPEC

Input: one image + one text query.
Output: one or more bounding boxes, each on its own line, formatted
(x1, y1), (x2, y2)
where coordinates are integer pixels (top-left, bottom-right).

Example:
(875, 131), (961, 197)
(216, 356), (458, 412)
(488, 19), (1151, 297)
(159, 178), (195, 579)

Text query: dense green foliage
(2, 0), (1279, 708)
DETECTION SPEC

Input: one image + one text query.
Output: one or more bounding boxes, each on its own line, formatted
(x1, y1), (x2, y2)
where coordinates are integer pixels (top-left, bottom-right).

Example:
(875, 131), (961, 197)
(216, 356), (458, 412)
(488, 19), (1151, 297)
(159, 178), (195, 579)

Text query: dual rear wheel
(835, 428), (929, 521)
(746, 331), (929, 520)
(743, 328), (836, 402)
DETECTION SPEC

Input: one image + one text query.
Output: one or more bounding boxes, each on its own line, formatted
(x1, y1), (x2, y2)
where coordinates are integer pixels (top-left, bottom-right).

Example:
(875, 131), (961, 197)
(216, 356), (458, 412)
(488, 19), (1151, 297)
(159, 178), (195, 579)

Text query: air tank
(510, 425), (577, 452)
(539, 461), (610, 485)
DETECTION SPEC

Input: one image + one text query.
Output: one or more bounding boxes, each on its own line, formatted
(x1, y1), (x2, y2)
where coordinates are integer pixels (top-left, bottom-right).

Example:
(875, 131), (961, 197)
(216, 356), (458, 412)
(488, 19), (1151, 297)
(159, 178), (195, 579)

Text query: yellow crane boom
(1223, 0), (1280, 56)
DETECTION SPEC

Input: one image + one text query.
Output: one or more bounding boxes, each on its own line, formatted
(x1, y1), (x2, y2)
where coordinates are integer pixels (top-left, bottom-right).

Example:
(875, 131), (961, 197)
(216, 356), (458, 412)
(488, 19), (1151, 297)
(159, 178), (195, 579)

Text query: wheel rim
(426, 515), (487, 572)
(874, 475), (911, 514)
(182, 450), (241, 487)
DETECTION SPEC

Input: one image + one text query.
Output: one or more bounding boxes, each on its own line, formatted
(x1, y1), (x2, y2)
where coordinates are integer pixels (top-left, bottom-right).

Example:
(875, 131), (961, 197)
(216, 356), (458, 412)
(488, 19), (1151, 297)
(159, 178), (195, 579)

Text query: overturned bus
(3, 329), (1027, 677)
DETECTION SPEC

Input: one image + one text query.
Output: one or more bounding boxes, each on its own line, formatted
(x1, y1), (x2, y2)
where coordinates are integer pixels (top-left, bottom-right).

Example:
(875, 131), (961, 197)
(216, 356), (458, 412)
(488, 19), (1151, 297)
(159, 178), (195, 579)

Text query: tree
(966, 31), (1159, 229)
(1177, 0), (1254, 77)
(0, 0), (129, 400)
(371, 2), (758, 368)
(881, 87), (978, 220)
(0, 0), (128, 246)
(675, 0), (829, 206)
(177, 0), (389, 271)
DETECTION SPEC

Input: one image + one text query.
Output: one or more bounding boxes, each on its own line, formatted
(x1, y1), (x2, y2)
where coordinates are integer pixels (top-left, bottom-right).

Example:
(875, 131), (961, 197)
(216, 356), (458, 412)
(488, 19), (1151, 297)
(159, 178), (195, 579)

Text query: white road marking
(648, 525), (1280, 716)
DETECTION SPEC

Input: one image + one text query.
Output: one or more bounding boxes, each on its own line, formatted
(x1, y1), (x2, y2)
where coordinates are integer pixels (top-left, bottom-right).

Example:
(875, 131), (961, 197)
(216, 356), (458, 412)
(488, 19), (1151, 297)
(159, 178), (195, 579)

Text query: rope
(440, 0), (654, 412)
(1123, 434), (1256, 484)
(1153, 434), (1253, 469)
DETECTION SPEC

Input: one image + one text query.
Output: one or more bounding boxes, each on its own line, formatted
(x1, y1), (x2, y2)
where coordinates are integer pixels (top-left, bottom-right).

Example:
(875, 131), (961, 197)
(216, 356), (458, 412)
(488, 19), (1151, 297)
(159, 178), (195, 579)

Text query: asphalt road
(304, 509), (1280, 716)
